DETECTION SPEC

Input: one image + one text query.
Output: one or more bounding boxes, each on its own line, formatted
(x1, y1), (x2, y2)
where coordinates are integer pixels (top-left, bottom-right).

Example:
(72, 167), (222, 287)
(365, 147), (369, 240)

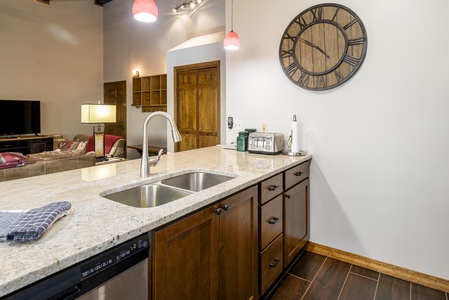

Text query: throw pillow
(0, 152), (29, 169)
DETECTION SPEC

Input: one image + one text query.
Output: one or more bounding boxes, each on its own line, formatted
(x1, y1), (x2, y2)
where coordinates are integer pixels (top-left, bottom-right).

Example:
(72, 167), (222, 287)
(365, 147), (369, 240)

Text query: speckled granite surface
(0, 146), (311, 297)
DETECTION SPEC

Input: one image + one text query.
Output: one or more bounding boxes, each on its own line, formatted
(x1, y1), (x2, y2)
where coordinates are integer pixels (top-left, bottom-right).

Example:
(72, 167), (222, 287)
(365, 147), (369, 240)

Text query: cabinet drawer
(260, 173), (283, 205)
(259, 233), (283, 295)
(259, 195), (283, 250)
(284, 160), (310, 190)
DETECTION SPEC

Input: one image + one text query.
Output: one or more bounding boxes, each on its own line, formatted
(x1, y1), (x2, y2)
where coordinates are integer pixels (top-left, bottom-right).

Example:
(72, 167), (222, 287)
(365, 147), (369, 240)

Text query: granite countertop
(0, 146), (311, 297)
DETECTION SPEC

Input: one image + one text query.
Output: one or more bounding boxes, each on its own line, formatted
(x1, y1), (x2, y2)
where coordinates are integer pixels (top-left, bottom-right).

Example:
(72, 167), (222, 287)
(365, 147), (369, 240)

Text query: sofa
(0, 134), (125, 182)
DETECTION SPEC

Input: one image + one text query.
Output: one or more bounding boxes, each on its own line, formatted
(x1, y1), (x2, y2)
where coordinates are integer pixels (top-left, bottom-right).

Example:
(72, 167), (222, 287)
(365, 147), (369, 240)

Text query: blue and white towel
(0, 201), (71, 242)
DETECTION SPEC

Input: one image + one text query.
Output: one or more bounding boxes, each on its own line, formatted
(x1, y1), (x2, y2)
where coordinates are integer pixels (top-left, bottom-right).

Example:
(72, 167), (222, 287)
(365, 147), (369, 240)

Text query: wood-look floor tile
(376, 274), (410, 300)
(339, 273), (377, 300)
(302, 258), (351, 300)
(289, 251), (326, 281)
(411, 283), (446, 300)
(269, 274), (310, 300)
(350, 265), (379, 280)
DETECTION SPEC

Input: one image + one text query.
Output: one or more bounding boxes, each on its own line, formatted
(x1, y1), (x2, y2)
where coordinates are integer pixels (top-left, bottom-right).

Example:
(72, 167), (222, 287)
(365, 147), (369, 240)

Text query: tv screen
(0, 100), (41, 137)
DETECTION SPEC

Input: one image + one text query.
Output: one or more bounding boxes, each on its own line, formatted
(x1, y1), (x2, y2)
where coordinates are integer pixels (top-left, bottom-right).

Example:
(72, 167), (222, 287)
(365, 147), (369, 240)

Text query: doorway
(104, 80), (127, 149)
(174, 61), (220, 152)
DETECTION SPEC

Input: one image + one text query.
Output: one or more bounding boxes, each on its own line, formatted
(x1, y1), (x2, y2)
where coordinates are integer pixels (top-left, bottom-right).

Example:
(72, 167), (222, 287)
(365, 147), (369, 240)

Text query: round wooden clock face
(279, 3), (368, 91)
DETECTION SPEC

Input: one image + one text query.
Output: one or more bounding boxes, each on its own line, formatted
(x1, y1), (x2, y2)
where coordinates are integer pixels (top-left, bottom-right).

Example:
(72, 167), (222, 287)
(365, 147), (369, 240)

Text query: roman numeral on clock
(285, 63), (299, 76)
(343, 55), (359, 67)
(281, 49), (293, 59)
(348, 37), (365, 46)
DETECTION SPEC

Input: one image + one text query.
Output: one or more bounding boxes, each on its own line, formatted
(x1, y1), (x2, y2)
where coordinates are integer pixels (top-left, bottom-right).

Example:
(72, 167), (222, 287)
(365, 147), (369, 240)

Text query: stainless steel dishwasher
(4, 233), (150, 300)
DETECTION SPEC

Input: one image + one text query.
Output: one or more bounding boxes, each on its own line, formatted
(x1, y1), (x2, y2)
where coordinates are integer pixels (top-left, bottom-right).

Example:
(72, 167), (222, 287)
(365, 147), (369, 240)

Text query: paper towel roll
(291, 114), (300, 153)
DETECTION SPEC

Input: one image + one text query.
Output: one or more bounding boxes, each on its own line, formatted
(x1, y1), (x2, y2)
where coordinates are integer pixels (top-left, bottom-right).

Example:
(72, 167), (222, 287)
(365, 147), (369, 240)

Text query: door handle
(268, 217), (280, 224)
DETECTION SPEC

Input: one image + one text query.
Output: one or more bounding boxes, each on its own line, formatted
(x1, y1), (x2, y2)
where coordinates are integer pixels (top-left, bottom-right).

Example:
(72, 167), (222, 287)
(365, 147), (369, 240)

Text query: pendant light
(132, 0), (158, 22)
(224, 0), (240, 50)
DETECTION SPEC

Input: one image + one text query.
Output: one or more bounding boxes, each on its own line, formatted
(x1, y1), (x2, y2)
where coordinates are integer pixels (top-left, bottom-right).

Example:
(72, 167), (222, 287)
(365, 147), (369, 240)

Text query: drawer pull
(268, 185), (279, 191)
(285, 194), (291, 199)
(294, 171), (303, 176)
(268, 217), (280, 224)
(269, 258), (280, 268)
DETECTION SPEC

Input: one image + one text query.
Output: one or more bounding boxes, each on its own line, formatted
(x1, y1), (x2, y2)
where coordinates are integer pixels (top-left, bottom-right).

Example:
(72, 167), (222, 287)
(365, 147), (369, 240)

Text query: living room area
(0, 0), (225, 180)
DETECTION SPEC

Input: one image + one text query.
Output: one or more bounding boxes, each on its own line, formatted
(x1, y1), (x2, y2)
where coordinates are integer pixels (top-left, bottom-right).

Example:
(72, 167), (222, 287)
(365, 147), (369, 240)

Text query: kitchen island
(0, 146), (311, 297)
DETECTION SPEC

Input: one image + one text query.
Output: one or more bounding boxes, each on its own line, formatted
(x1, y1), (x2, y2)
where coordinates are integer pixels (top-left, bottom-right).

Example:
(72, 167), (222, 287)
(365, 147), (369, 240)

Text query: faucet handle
(148, 149), (164, 167)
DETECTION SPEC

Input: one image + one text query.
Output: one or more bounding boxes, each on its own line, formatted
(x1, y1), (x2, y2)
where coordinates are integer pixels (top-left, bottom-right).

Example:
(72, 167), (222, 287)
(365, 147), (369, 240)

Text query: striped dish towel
(0, 201), (71, 242)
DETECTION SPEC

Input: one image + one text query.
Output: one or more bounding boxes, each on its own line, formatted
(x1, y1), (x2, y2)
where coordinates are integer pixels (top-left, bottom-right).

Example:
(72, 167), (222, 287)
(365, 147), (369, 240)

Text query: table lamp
(81, 104), (117, 162)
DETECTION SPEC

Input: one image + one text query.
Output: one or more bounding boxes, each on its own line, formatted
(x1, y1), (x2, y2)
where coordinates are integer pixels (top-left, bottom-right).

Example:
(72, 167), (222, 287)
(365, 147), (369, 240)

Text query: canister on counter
(237, 131), (249, 152)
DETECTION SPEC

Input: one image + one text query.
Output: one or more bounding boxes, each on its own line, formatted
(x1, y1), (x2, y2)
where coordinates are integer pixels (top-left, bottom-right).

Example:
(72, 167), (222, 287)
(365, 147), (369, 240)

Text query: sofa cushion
(0, 152), (30, 169)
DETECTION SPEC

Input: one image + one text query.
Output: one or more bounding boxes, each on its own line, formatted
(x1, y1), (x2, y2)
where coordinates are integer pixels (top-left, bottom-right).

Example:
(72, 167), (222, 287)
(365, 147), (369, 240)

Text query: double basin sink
(102, 171), (234, 208)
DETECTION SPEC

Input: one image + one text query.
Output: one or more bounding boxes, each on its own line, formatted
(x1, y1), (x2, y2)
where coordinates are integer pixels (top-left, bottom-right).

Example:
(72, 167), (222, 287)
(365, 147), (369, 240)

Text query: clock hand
(299, 38), (331, 59)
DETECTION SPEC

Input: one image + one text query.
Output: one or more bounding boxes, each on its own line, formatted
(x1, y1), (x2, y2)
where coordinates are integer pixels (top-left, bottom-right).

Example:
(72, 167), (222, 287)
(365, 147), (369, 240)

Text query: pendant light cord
(230, 0), (234, 31)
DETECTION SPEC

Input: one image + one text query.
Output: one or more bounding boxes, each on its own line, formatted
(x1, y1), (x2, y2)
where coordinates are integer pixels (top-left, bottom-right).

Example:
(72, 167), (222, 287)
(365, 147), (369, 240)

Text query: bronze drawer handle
(294, 171), (303, 176)
(268, 217), (280, 224)
(269, 258), (280, 268)
(268, 185), (279, 191)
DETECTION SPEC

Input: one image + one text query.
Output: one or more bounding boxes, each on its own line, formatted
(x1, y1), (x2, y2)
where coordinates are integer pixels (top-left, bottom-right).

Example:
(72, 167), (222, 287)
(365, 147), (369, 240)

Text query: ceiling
(36, 0), (114, 6)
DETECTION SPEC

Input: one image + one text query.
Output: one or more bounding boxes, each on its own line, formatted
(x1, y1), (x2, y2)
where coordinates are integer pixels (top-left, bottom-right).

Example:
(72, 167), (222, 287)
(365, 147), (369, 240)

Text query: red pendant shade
(132, 0), (158, 22)
(224, 30), (240, 50)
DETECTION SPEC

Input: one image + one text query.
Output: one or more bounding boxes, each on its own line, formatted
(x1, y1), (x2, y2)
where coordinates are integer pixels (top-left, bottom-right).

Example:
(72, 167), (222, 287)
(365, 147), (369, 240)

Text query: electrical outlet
(261, 123), (268, 133)
(234, 119), (243, 131)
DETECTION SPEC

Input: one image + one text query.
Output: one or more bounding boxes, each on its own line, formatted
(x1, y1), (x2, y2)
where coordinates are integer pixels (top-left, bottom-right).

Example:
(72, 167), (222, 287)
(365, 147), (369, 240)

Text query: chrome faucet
(140, 112), (182, 177)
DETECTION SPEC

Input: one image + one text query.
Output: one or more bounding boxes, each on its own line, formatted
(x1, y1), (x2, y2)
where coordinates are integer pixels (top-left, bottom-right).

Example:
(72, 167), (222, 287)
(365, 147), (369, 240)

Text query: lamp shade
(132, 0), (158, 22)
(224, 30), (240, 50)
(81, 104), (116, 124)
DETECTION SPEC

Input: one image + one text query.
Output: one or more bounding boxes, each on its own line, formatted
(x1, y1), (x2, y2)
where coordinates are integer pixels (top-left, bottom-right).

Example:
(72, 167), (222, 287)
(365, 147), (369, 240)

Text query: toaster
(248, 132), (284, 155)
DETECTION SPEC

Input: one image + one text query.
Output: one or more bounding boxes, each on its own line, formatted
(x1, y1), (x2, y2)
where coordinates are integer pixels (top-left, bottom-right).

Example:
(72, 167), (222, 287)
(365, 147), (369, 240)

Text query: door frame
(174, 60), (221, 152)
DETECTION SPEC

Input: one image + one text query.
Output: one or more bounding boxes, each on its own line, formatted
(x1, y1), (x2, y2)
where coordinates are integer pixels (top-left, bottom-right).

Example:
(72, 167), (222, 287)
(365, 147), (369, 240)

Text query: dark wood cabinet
(284, 178), (309, 267)
(152, 186), (258, 300)
(258, 159), (311, 298)
(0, 136), (53, 155)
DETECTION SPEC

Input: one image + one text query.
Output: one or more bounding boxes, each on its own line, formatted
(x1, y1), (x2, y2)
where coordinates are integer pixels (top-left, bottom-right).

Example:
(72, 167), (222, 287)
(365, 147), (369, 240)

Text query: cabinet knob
(285, 194), (291, 199)
(214, 208), (222, 215)
(268, 185), (279, 191)
(269, 258), (280, 268)
(268, 217), (280, 224)
(294, 171), (303, 176)
(221, 204), (230, 211)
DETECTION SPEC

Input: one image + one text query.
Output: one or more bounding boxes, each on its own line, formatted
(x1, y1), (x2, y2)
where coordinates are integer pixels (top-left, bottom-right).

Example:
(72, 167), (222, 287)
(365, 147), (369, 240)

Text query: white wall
(0, 0), (103, 139)
(226, 0), (449, 279)
(103, 0), (225, 158)
(166, 33), (226, 152)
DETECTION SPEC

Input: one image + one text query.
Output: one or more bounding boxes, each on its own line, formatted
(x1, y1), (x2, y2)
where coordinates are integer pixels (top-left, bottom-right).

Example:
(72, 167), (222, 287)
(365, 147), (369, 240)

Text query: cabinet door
(284, 178), (309, 266)
(218, 186), (258, 300)
(153, 205), (219, 300)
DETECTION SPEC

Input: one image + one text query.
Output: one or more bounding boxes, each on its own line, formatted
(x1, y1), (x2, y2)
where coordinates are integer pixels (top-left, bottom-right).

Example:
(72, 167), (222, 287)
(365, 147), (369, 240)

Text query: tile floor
(268, 251), (448, 300)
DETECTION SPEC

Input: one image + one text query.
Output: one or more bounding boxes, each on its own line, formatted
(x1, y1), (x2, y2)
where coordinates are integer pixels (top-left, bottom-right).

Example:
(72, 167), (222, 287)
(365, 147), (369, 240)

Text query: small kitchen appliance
(248, 132), (284, 155)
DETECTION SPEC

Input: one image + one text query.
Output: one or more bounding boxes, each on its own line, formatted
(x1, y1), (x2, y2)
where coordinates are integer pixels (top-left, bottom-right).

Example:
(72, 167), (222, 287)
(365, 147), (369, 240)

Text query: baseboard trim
(304, 242), (449, 293)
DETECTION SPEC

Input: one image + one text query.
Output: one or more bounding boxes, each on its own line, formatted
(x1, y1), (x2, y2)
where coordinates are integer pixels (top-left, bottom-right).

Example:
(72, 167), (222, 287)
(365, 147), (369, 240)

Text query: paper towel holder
(283, 135), (306, 156)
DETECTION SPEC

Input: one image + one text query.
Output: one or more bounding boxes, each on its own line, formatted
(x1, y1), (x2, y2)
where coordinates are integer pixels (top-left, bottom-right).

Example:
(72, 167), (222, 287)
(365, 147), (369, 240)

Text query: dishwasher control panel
(80, 234), (150, 280)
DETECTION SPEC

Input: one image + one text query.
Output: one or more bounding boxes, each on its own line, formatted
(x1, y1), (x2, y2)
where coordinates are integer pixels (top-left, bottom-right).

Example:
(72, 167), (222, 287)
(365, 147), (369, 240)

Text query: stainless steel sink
(161, 172), (234, 192)
(103, 184), (192, 208)
(102, 171), (235, 208)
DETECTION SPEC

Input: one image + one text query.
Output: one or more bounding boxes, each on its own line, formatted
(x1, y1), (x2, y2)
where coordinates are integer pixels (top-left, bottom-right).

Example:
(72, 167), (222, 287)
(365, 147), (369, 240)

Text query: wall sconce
(81, 104), (117, 162)
(173, 0), (203, 13)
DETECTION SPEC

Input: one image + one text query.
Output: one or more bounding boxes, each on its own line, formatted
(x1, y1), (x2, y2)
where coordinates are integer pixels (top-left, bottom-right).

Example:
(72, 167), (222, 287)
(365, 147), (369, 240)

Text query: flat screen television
(0, 100), (41, 137)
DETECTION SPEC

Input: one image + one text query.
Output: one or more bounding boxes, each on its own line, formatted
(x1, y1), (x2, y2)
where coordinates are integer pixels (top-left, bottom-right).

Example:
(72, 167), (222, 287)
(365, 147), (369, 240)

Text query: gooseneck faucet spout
(140, 112), (182, 177)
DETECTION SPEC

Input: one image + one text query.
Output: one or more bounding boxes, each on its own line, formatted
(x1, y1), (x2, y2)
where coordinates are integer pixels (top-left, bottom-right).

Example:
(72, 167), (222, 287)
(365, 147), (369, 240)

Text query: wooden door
(175, 61), (220, 152)
(219, 186), (259, 300)
(153, 205), (220, 300)
(283, 178), (310, 267)
(104, 81), (126, 140)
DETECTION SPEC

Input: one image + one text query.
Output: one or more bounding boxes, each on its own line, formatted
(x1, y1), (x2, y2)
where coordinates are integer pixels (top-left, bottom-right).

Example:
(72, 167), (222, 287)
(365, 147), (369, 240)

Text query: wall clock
(279, 3), (367, 91)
